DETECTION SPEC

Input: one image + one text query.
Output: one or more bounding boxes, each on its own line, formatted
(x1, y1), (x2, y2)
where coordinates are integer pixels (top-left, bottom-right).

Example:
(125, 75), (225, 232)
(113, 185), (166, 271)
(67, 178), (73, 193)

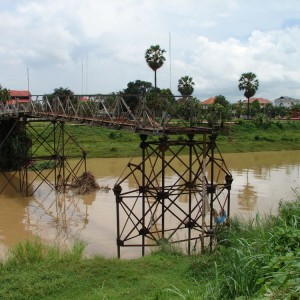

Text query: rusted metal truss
(0, 117), (86, 196)
(1, 94), (233, 257)
(0, 94), (207, 135)
(113, 132), (233, 257)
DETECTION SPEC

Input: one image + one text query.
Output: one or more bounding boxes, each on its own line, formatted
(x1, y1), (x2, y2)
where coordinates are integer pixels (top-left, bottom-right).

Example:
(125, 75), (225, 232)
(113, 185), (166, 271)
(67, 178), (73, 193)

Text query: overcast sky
(1, 0), (300, 101)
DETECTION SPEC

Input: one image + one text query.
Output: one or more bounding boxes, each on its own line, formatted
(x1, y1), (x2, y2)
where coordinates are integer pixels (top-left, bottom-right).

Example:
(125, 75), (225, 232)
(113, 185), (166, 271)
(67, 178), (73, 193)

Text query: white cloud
(1, 0), (300, 100)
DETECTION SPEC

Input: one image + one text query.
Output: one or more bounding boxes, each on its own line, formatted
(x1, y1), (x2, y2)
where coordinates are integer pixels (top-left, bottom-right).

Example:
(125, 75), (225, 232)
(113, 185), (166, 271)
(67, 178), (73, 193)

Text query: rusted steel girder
(0, 117), (86, 196)
(114, 132), (233, 258)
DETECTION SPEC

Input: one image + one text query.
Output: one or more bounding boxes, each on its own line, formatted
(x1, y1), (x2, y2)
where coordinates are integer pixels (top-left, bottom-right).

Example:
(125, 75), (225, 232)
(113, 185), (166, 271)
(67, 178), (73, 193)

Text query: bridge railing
(30, 94), (138, 126)
(1, 94), (210, 133)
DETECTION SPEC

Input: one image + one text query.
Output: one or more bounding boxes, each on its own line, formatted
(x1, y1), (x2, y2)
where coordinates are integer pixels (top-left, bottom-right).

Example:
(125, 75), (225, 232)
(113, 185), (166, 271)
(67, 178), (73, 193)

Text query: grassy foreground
(1, 195), (299, 299)
(61, 120), (300, 158)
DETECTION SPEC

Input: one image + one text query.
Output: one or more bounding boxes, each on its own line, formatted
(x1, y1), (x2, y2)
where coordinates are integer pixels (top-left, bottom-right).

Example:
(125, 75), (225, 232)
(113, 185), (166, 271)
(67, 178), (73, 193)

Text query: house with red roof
(200, 96), (215, 109)
(242, 97), (272, 108)
(8, 90), (31, 105)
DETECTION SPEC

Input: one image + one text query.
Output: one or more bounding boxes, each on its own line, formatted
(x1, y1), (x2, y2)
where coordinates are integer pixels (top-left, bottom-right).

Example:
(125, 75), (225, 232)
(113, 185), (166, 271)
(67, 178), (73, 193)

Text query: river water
(0, 150), (299, 259)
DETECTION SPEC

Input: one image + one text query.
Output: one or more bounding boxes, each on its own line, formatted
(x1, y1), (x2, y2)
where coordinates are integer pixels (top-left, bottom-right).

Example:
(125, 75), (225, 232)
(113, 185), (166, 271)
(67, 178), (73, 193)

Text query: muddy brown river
(0, 150), (299, 259)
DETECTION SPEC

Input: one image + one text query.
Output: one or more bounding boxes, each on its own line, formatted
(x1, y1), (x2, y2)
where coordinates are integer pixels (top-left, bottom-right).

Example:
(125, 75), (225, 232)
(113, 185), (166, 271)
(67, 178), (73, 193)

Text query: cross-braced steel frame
(113, 132), (233, 258)
(0, 116), (86, 196)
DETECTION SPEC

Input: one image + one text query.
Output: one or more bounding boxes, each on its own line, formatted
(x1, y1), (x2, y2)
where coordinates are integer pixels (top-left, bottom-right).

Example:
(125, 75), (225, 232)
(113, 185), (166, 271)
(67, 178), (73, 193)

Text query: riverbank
(1, 195), (299, 299)
(63, 120), (300, 158)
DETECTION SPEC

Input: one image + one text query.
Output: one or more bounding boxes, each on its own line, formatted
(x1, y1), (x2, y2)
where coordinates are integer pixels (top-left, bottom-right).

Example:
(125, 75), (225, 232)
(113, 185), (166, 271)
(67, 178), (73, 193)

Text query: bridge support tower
(113, 131), (233, 258)
(0, 116), (86, 196)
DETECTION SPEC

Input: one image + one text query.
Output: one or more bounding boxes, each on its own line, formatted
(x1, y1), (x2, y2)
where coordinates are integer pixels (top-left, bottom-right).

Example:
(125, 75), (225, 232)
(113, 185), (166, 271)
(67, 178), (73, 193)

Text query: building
(8, 90), (31, 105)
(242, 97), (272, 108)
(200, 96), (215, 109)
(274, 96), (300, 107)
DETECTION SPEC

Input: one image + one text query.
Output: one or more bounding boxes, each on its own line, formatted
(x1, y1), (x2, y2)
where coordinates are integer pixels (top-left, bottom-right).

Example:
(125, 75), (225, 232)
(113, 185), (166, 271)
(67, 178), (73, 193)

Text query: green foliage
(238, 72), (259, 119)
(108, 131), (122, 139)
(43, 86), (75, 109)
(145, 44), (166, 88)
(145, 45), (166, 72)
(238, 72), (259, 99)
(45, 87), (74, 101)
(0, 84), (11, 104)
(177, 97), (204, 123)
(214, 95), (230, 108)
(0, 245), (201, 300)
(194, 195), (300, 300)
(121, 80), (154, 110)
(0, 120), (31, 171)
(6, 238), (86, 266)
(178, 76), (195, 96)
(29, 161), (56, 171)
(217, 120), (300, 153)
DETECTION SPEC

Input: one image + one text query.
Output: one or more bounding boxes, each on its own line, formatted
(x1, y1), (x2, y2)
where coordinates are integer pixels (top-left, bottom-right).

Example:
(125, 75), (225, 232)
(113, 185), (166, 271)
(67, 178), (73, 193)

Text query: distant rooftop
(201, 96), (215, 105)
(10, 90), (31, 98)
(242, 97), (272, 104)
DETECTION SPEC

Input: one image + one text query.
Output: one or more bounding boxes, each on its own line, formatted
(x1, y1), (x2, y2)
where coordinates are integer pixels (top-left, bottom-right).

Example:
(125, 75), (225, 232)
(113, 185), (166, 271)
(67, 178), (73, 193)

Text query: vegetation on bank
(62, 119), (300, 158)
(0, 195), (299, 299)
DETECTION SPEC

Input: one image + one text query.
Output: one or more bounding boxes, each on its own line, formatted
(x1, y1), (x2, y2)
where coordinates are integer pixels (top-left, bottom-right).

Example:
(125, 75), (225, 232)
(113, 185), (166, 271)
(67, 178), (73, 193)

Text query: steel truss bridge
(0, 94), (233, 257)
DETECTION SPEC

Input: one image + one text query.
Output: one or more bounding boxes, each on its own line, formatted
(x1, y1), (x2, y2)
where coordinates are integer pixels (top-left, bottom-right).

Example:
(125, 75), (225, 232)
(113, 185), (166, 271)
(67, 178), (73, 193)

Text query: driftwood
(71, 171), (100, 195)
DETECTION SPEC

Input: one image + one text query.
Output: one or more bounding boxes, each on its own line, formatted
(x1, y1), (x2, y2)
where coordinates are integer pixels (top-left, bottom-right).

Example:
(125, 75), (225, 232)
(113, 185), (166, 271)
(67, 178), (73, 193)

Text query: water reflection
(0, 150), (299, 259)
(237, 170), (258, 210)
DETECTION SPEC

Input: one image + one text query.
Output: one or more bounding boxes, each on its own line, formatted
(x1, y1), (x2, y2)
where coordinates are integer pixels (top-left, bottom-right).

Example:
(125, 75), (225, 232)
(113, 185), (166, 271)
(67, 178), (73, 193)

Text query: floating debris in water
(71, 171), (100, 195)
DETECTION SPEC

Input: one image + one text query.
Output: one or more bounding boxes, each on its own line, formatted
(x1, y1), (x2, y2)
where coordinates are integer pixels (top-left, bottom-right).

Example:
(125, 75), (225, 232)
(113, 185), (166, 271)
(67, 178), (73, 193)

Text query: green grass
(1, 195), (300, 299)
(191, 194), (300, 300)
(217, 120), (300, 154)
(0, 243), (204, 300)
(28, 120), (300, 159)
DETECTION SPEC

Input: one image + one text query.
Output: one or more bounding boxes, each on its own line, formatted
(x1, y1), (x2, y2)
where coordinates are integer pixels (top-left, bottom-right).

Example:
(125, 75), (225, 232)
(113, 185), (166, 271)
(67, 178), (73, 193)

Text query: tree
(145, 45), (166, 88)
(177, 97), (202, 123)
(238, 72), (259, 119)
(290, 103), (300, 119)
(0, 85), (11, 104)
(214, 95), (230, 108)
(121, 80), (154, 111)
(44, 87), (75, 111)
(177, 76), (195, 97)
(251, 100), (261, 117)
(51, 87), (74, 102)
(213, 95), (231, 126)
(264, 103), (275, 119)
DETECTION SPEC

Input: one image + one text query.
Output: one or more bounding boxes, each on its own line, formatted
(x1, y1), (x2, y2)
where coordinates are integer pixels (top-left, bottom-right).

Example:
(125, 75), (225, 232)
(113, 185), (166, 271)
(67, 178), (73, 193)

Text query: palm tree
(177, 76), (195, 97)
(238, 72), (259, 119)
(145, 45), (166, 88)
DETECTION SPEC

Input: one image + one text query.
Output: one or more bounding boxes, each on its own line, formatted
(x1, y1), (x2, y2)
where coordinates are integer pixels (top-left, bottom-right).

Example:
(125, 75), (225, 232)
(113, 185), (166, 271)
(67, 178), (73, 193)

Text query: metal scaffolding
(113, 132), (233, 258)
(0, 117), (86, 196)
(1, 94), (233, 257)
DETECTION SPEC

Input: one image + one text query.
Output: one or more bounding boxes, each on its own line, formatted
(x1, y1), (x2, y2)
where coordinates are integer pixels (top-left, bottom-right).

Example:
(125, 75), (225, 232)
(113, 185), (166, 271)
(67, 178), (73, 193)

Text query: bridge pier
(0, 117), (86, 196)
(113, 131), (233, 258)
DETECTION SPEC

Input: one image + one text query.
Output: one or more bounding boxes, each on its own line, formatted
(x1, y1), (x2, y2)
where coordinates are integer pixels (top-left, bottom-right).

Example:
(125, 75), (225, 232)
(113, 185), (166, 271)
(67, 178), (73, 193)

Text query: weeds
(6, 238), (86, 266)
(187, 195), (300, 300)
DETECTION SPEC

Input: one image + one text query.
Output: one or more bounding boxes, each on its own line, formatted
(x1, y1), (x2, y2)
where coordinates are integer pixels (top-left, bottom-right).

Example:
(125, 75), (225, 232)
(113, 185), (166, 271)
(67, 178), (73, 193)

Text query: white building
(274, 96), (300, 107)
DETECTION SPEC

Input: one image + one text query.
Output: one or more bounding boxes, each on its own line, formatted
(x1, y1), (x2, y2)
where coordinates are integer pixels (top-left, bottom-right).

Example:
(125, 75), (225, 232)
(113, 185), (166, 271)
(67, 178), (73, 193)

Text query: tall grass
(189, 193), (300, 300)
(5, 238), (86, 266)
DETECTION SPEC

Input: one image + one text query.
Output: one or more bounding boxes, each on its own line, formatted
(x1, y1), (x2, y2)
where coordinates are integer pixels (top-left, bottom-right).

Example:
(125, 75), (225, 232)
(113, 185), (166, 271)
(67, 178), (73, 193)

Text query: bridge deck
(0, 95), (214, 135)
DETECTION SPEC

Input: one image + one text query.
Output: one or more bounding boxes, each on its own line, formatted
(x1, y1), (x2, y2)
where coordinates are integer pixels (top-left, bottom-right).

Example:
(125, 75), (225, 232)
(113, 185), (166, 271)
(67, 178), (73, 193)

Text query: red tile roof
(242, 97), (271, 104)
(201, 96), (215, 105)
(9, 90), (31, 97)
